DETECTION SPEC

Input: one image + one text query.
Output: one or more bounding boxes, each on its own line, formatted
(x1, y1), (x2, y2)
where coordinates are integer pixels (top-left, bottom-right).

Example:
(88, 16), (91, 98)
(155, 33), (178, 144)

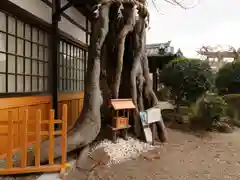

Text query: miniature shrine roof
(110, 99), (136, 110)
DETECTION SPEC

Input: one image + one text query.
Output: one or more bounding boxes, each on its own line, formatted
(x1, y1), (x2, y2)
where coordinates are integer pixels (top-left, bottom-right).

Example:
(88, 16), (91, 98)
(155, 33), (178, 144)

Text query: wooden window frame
(0, 8), (51, 97)
(0, 0), (88, 98)
(58, 38), (87, 92)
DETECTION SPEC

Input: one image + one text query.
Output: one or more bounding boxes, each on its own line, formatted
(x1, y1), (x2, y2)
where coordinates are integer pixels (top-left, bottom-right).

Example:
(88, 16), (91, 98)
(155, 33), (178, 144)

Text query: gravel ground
(89, 128), (240, 180)
(2, 128), (240, 180)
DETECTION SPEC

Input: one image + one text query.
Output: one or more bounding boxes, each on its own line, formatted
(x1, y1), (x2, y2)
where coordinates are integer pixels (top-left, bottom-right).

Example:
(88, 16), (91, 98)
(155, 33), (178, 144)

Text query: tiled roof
(146, 41), (175, 57)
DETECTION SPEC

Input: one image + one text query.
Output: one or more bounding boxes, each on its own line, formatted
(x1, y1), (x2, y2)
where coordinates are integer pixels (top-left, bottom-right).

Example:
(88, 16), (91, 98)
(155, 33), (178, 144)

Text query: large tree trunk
(35, 0), (167, 165)
(38, 2), (111, 163)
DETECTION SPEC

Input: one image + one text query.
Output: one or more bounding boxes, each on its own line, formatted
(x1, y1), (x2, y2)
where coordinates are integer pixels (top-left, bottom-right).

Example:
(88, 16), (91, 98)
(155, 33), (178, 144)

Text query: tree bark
(112, 3), (137, 98)
(35, 0), (167, 165)
(39, 2), (111, 163)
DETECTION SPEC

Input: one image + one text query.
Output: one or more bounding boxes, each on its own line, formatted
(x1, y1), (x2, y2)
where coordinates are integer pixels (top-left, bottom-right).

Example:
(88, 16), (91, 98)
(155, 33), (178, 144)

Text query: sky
(146, 0), (240, 58)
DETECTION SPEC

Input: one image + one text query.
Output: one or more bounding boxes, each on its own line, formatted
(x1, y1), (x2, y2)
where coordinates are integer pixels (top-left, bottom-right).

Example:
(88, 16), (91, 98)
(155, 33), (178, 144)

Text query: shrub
(223, 94), (240, 127)
(160, 58), (213, 109)
(216, 61), (240, 95)
(190, 92), (228, 129)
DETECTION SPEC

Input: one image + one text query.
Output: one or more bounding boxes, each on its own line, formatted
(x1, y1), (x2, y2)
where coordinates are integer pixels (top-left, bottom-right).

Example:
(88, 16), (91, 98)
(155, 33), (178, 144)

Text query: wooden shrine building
(146, 41), (183, 92)
(0, 0), (95, 155)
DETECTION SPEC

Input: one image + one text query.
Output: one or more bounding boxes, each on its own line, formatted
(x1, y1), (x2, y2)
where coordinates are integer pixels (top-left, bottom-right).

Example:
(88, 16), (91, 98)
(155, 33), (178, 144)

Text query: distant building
(146, 41), (183, 92)
(146, 41), (175, 56)
(197, 45), (239, 72)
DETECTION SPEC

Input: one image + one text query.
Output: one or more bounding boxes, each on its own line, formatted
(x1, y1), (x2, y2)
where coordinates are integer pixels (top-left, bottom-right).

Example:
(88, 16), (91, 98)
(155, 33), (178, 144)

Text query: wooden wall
(0, 92), (84, 156)
(0, 96), (51, 155)
(58, 92), (84, 129)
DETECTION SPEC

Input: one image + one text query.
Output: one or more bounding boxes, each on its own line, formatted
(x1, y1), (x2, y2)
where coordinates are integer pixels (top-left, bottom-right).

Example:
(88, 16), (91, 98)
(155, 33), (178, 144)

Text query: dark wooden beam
(40, 0), (89, 33)
(67, 0), (96, 20)
(1, 0), (51, 32)
(59, 2), (73, 14)
(51, 0), (61, 120)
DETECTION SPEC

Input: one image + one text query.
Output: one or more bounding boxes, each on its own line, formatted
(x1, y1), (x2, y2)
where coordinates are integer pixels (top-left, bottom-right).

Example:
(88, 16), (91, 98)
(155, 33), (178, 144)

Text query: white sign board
(146, 107), (162, 124)
(139, 112), (152, 143)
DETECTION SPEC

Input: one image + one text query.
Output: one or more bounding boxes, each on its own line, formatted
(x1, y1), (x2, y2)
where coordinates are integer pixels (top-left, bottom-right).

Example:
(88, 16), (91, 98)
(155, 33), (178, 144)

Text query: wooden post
(51, 0), (60, 121)
(7, 111), (13, 169)
(153, 70), (157, 91)
(123, 129), (128, 140)
(112, 130), (117, 143)
(21, 109), (28, 168)
(49, 110), (55, 165)
(151, 123), (156, 146)
(61, 104), (67, 165)
(35, 109), (41, 167)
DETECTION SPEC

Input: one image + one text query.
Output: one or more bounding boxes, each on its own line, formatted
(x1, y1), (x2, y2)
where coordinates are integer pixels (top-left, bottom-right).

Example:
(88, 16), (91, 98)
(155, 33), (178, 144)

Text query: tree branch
(164, 0), (199, 9)
(151, 0), (164, 14)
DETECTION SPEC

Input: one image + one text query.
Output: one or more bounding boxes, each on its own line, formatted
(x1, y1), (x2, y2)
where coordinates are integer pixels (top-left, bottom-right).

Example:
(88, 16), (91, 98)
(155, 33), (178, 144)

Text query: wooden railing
(0, 104), (68, 175)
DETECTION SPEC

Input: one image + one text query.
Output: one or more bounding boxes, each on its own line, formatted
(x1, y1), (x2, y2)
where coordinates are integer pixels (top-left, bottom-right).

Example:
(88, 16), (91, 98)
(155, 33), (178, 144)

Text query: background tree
(216, 61), (240, 95)
(160, 58), (213, 111)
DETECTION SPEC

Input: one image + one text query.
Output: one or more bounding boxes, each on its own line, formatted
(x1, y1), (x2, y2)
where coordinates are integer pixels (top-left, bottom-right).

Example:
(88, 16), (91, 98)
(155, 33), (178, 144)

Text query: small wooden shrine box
(110, 99), (136, 129)
(109, 99), (136, 142)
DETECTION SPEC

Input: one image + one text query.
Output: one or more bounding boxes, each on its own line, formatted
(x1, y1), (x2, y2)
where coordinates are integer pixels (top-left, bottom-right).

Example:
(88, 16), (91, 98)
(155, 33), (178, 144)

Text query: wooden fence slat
(0, 131), (62, 136)
(0, 164), (62, 175)
(61, 104), (67, 164)
(48, 110), (55, 165)
(41, 120), (62, 124)
(35, 109), (41, 167)
(21, 109), (28, 168)
(6, 111), (13, 169)
(0, 105), (69, 175)
(0, 120), (61, 124)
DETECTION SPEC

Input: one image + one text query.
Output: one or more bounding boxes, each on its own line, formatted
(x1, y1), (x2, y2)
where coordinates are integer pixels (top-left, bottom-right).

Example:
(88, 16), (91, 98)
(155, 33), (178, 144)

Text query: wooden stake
(21, 109), (28, 168)
(35, 109), (41, 167)
(49, 110), (55, 165)
(7, 111), (13, 169)
(61, 104), (67, 165)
